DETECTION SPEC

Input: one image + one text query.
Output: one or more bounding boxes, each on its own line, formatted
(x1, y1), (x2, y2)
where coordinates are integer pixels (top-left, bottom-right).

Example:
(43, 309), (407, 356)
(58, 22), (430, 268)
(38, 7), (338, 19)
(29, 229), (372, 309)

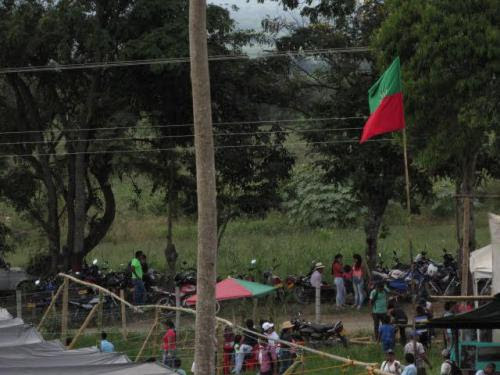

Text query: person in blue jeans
(130, 250), (146, 305)
(378, 315), (395, 352)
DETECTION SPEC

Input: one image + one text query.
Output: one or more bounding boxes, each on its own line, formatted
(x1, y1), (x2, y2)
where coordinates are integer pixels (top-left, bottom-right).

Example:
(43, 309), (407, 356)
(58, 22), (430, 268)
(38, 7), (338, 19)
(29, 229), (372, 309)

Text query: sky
(209, 0), (305, 30)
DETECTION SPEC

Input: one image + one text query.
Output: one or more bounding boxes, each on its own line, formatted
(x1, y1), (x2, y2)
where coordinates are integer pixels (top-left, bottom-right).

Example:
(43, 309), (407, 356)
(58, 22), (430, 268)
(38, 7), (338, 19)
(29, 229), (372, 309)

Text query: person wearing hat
(310, 262), (325, 289)
(262, 322), (279, 374)
(380, 349), (401, 375)
(279, 321), (294, 374)
(403, 331), (432, 375)
(476, 363), (496, 375)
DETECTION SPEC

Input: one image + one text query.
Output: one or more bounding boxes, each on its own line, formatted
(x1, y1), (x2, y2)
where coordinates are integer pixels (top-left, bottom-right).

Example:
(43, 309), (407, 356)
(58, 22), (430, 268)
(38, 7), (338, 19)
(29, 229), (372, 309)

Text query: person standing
(163, 320), (177, 367)
(404, 332), (432, 375)
(440, 349), (456, 375)
(379, 315), (396, 352)
(352, 254), (366, 309)
(401, 353), (417, 375)
(130, 250), (145, 305)
(370, 282), (389, 340)
(310, 262), (324, 289)
(332, 254), (346, 308)
(442, 302), (454, 348)
(279, 321), (294, 374)
(234, 320), (257, 374)
(388, 298), (408, 345)
(380, 349), (402, 375)
(262, 322), (279, 375)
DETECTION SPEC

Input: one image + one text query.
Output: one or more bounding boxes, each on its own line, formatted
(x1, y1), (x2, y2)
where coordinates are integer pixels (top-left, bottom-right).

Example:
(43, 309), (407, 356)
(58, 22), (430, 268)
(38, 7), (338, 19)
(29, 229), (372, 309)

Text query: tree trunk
(66, 154), (76, 271)
(364, 200), (388, 270)
(165, 185), (178, 291)
(189, 1), (218, 373)
(73, 149), (87, 270)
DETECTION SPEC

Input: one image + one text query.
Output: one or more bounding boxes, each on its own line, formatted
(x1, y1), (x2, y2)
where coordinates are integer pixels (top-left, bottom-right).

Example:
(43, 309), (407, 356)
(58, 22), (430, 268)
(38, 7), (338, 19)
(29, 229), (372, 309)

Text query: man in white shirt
(310, 262), (325, 289)
(440, 349), (452, 375)
(380, 349), (401, 375)
(403, 332), (432, 375)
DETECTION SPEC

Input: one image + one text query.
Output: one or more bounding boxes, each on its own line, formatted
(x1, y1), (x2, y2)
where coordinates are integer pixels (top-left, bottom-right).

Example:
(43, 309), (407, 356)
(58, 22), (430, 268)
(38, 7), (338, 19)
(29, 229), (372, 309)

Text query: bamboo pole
(16, 289), (22, 319)
(135, 319), (158, 362)
(37, 283), (64, 330)
(120, 289), (127, 340)
(61, 278), (69, 341)
(67, 303), (100, 349)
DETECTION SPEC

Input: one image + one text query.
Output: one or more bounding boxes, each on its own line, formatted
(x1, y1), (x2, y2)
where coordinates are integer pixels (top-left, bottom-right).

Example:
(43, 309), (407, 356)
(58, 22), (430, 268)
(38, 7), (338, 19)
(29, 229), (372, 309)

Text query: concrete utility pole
(189, 1), (218, 373)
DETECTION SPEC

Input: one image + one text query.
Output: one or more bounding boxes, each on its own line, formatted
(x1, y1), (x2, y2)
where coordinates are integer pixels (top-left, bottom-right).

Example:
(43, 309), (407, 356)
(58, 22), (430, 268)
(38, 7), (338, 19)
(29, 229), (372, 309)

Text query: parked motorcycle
(291, 313), (348, 348)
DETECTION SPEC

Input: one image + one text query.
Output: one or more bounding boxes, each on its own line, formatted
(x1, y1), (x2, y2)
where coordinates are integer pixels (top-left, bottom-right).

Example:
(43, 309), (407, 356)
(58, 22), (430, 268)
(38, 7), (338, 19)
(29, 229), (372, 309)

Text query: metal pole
(461, 196), (471, 295)
(175, 286), (181, 330)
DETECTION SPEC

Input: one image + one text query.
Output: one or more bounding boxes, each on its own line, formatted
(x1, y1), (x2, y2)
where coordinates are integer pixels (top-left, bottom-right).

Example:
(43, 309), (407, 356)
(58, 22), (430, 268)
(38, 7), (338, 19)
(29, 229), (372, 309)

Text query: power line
(0, 116), (366, 136)
(0, 47), (370, 74)
(0, 138), (392, 159)
(0, 126), (365, 147)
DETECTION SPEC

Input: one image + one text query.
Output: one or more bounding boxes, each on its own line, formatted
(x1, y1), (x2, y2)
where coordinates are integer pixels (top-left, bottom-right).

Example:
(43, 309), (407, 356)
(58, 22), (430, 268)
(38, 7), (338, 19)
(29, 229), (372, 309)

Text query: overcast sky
(209, 0), (305, 30)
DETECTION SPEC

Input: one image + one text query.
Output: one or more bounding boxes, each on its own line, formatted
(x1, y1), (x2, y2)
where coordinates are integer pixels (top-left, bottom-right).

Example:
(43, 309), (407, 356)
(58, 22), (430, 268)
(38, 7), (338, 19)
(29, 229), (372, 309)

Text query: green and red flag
(360, 57), (405, 143)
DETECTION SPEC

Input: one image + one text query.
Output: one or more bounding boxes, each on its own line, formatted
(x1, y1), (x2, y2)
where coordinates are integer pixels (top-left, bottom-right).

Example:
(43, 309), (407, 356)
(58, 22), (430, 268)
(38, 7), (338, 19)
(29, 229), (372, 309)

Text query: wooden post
(315, 287), (321, 323)
(252, 298), (258, 323)
(61, 278), (69, 341)
(190, 0), (219, 372)
(16, 289), (22, 319)
(97, 291), (104, 331)
(37, 284), (64, 330)
(67, 303), (99, 349)
(120, 289), (127, 340)
(152, 307), (160, 358)
(175, 286), (181, 330)
(461, 196), (471, 295)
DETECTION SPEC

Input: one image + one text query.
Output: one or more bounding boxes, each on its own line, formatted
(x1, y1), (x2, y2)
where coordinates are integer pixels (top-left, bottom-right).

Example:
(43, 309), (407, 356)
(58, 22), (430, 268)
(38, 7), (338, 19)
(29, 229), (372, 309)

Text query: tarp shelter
(470, 244), (492, 280)
(0, 324), (43, 347)
(427, 294), (500, 330)
(0, 317), (23, 328)
(0, 307), (12, 320)
(0, 363), (174, 375)
(186, 277), (276, 305)
(0, 340), (65, 357)
(0, 348), (130, 367)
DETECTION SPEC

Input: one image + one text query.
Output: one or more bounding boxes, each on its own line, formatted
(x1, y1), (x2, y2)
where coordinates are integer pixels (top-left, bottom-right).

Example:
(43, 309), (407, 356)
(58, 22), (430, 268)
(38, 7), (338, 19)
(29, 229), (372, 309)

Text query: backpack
(446, 360), (461, 375)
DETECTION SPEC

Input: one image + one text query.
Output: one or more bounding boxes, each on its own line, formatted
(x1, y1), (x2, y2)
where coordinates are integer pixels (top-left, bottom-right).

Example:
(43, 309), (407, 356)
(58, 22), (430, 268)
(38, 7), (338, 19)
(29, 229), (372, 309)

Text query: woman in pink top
(352, 254), (366, 310)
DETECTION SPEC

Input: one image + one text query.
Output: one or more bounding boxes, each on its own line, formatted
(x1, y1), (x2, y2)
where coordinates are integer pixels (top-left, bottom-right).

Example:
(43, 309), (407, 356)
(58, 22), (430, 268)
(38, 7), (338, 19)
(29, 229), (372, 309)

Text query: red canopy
(185, 278), (275, 305)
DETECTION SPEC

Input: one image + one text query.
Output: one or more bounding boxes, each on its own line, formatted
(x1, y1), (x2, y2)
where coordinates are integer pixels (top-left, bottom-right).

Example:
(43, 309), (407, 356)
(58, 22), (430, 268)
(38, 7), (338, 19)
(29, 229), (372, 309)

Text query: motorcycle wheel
(157, 296), (176, 307)
(293, 286), (307, 304)
(340, 335), (349, 348)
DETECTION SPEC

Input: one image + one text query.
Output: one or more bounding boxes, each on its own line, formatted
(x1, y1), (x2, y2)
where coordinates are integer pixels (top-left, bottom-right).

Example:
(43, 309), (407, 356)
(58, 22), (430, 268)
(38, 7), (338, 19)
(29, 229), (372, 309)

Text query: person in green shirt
(130, 250), (145, 304)
(370, 282), (389, 341)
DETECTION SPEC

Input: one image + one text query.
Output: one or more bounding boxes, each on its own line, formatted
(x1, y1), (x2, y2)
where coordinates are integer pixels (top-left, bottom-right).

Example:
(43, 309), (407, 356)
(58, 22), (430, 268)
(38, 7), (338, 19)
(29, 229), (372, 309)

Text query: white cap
(314, 262), (325, 269)
(262, 322), (274, 331)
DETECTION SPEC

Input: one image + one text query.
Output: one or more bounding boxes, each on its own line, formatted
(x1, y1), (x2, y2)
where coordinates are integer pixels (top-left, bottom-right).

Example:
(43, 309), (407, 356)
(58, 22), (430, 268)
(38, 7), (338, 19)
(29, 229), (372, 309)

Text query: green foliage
(373, 0), (500, 180)
(0, 221), (14, 256)
(282, 165), (359, 228)
(431, 178), (456, 217)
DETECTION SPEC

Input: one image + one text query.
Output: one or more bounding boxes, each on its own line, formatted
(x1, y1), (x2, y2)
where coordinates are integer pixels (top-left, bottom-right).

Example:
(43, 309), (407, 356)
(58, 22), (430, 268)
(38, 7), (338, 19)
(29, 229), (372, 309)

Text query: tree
(373, 0), (500, 263)
(260, 0), (431, 267)
(0, 0), (136, 272)
(189, 1), (218, 373)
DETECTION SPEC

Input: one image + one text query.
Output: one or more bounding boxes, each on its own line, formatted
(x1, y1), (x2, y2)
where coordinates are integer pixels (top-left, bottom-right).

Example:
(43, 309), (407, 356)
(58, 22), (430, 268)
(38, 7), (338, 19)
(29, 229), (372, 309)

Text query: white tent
(469, 244), (492, 280)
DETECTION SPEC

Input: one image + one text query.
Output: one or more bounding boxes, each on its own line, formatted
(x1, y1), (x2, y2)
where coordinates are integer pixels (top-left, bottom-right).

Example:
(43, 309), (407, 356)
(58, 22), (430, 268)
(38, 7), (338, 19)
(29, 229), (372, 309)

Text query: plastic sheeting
(0, 340), (64, 358)
(0, 363), (174, 375)
(0, 307), (12, 320)
(0, 324), (43, 347)
(470, 244), (492, 280)
(0, 317), (23, 328)
(0, 350), (130, 367)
